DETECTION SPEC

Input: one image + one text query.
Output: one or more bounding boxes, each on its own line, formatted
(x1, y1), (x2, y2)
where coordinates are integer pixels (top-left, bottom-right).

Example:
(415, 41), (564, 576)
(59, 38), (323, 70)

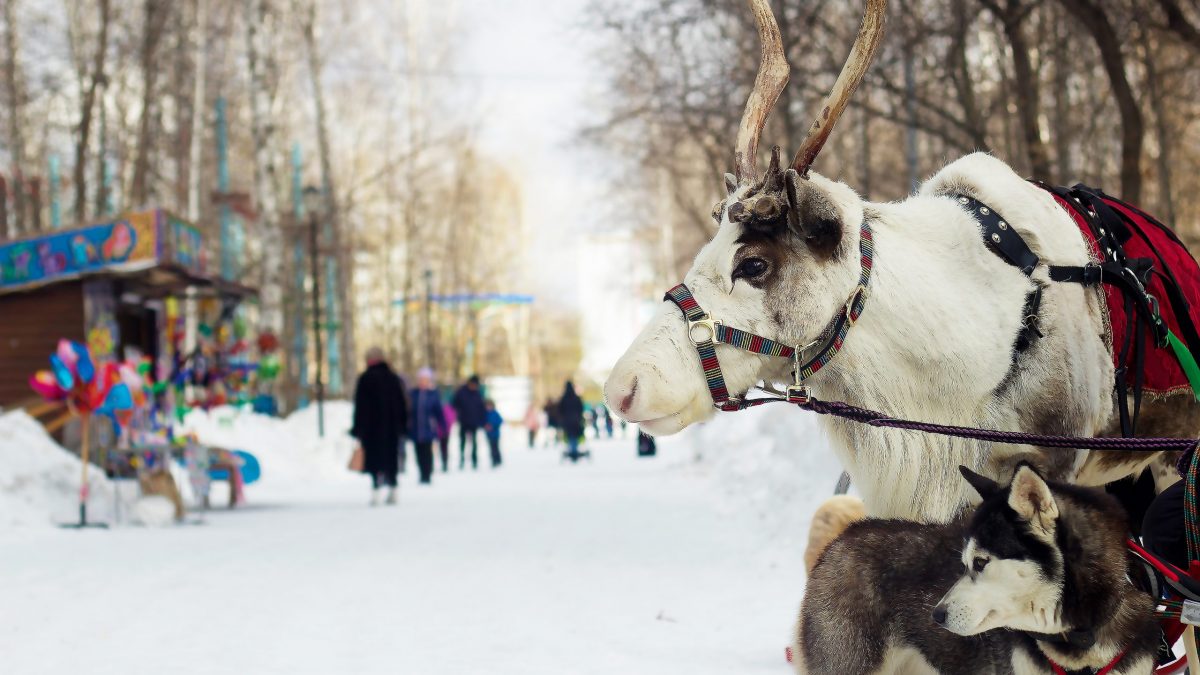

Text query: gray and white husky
(796, 464), (1160, 674)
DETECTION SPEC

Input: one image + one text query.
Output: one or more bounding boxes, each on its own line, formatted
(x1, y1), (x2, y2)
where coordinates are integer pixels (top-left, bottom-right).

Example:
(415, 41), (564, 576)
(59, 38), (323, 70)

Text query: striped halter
(664, 222), (874, 412)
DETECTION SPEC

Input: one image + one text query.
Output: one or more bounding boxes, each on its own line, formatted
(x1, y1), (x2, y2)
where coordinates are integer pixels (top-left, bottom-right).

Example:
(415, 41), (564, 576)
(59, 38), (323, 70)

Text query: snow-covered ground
(0, 404), (843, 674)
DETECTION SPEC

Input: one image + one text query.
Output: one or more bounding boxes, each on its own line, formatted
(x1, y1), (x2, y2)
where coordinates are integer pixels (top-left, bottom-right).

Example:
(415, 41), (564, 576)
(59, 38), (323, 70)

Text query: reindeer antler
(733, 0), (790, 184)
(791, 0), (887, 176)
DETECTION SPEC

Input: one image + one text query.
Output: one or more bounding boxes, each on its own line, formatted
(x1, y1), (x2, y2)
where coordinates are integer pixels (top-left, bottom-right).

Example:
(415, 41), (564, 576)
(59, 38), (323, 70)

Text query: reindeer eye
(733, 257), (769, 281)
(972, 557), (989, 573)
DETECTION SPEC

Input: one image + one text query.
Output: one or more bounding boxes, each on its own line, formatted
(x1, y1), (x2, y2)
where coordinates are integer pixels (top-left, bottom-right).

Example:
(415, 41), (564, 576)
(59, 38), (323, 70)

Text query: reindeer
(603, 0), (1200, 522)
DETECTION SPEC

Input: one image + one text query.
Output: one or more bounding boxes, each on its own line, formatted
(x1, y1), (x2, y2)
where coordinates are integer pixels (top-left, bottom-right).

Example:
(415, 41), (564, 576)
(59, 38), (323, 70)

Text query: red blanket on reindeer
(1039, 183), (1200, 404)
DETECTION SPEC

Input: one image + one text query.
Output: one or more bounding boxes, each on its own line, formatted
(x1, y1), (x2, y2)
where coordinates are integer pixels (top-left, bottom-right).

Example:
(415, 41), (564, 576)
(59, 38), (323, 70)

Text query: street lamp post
(303, 186), (325, 437)
(424, 268), (434, 369)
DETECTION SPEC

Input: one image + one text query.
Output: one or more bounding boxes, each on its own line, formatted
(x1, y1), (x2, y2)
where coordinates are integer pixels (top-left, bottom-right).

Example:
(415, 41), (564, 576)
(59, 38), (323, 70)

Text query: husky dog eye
(733, 257), (769, 282)
(972, 557), (989, 573)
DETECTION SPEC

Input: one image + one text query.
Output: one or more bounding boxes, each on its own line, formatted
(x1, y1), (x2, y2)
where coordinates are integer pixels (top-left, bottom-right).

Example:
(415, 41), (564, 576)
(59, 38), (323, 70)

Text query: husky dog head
(932, 464), (1069, 636)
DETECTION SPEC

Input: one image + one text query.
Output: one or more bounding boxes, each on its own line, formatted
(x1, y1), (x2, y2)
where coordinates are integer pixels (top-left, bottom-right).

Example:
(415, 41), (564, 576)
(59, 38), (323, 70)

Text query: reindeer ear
(1008, 464), (1059, 536)
(724, 173), (738, 195)
(959, 465), (1001, 501)
(784, 169), (843, 258)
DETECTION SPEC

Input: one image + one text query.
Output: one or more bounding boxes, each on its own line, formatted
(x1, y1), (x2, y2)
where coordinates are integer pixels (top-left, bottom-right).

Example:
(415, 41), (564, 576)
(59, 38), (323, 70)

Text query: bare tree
(130, 0), (172, 206)
(245, 0), (285, 337)
(68, 0), (111, 226)
(1058, 0), (1145, 201)
(980, 0), (1052, 179)
(3, 0), (27, 236)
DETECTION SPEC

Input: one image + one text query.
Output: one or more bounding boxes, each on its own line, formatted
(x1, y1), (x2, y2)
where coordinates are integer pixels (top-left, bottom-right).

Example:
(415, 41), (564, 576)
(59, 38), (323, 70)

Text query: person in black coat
(558, 381), (586, 461)
(451, 374), (487, 470)
(351, 347), (408, 505)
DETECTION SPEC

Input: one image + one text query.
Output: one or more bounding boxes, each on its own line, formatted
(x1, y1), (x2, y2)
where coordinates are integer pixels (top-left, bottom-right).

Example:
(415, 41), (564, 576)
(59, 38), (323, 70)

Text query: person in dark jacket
(351, 347), (408, 505)
(451, 374), (487, 470)
(558, 381), (586, 462)
(409, 367), (446, 485)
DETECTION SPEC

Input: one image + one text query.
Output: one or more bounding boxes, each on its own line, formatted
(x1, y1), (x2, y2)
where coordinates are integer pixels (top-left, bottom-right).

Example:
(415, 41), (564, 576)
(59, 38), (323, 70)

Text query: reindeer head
(605, 0), (887, 435)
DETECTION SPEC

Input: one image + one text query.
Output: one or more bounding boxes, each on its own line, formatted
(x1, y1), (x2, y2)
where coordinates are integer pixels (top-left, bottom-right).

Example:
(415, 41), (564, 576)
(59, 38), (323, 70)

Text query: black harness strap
(954, 194), (1044, 353)
(954, 187), (1184, 438)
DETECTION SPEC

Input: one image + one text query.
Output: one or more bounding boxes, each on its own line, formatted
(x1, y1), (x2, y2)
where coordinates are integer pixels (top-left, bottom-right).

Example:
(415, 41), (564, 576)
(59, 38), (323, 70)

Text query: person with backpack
(451, 375), (487, 470)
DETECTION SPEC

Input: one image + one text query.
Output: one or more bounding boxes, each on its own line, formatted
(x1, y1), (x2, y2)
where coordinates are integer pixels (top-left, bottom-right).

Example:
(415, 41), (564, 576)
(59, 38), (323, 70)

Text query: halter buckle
(688, 317), (721, 345)
(785, 384), (811, 404)
(844, 284), (869, 327)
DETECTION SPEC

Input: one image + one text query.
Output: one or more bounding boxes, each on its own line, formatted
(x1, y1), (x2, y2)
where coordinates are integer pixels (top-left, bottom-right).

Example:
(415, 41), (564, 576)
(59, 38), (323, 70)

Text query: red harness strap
(1047, 647), (1128, 675)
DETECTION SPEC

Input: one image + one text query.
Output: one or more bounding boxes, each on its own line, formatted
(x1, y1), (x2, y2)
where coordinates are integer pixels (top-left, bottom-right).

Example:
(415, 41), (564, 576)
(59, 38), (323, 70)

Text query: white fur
(606, 153), (1114, 521)
(938, 537), (1066, 636)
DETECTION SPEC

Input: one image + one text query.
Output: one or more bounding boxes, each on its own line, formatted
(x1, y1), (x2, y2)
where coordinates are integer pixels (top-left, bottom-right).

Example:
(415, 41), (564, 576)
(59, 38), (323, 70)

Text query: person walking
(484, 399), (504, 468)
(637, 431), (657, 457)
(522, 403), (541, 449)
(350, 347), (408, 505)
(601, 405), (614, 438)
(409, 367), (446, 485)
(558, 381), (585, 462)
(451, 374), (487, 470)
(436, 399), (455, 473)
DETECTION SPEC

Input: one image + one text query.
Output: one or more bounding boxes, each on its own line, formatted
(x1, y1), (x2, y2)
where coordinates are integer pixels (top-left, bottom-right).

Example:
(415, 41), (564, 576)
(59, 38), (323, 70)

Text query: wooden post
(1185, 625), (1199, 672)
(78, 413), (91, 525)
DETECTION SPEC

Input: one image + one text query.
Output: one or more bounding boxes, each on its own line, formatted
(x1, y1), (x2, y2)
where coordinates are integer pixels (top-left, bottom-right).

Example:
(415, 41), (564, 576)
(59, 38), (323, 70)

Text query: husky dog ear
(959, 465), (1001, 500)
(1008, 464), (1059, 536)
(784, 169), (843, 258)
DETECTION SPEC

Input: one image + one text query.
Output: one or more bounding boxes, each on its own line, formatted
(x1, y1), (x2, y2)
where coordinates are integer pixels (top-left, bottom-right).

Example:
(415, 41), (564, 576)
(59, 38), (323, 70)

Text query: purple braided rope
(722, 396), (1197, 453)
(806, 399), (1196, 453)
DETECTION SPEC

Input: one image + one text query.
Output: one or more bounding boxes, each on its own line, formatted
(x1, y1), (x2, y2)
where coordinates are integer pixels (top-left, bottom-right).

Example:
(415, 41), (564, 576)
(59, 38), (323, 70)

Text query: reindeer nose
(612, 376), (638, 415)
(931, 606), (948, 626)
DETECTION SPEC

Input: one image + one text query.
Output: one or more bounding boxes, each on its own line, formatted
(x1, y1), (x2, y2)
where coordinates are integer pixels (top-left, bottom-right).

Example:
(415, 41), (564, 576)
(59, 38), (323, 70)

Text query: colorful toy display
(30, 340), (133, 528)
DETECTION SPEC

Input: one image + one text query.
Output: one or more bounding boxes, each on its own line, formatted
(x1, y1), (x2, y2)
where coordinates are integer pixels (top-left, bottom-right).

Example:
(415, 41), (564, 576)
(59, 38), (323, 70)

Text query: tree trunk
(1058, 0), (1144, 201)
(131, 0), (170, 207)
(187, 0), (207, 221)
(246, 0), (284, 337)
(1157, 0), (1200, 53)
(73, 0), (111, 226)
(985, 0), (1052, 179)
(1143, 47), (1177, 226)
(3, 0), (26, 236)
(950, 0), (989, 151)
(1051, 6), (1073, 183)
(299, 0), (355, 391)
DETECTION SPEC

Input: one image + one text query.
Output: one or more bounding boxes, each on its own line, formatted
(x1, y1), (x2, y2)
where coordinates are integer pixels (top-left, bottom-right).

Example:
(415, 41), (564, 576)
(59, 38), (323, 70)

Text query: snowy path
(0, 432), (811, 675)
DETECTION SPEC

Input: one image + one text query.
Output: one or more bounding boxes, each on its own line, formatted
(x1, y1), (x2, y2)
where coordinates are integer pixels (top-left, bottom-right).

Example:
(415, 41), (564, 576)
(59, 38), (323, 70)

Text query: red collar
(1048, 647), (1128, 675)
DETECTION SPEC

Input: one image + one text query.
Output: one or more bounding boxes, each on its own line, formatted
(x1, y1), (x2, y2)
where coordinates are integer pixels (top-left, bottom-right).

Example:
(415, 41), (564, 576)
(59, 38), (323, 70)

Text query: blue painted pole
(325, 255), (341, 394)
(48, 156), (61, 228)
(292, 144), (309, 407)
(216, 97), (233, 279)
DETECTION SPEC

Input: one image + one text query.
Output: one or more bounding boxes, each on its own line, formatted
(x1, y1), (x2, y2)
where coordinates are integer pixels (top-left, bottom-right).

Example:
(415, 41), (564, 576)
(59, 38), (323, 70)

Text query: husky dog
(796, 464), (1158, 674)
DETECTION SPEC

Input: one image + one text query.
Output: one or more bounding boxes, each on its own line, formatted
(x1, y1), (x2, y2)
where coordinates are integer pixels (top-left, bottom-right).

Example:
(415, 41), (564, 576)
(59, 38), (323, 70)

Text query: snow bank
(180, 402), (358, 487)
(675, 404), (848, 552)
(0, 409), (119, 529)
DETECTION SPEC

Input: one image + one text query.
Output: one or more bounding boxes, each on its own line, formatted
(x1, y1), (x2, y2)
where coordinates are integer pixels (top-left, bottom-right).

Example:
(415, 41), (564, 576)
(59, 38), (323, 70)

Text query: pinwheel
(28, 339), (111, 528)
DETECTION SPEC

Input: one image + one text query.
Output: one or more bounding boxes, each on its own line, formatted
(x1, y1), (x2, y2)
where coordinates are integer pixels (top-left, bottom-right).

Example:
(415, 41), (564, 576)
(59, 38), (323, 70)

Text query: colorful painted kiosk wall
(0, 210), (252, 408)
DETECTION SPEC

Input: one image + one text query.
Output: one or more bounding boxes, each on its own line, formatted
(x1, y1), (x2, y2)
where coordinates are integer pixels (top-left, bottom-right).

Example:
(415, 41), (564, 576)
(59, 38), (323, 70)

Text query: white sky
(455, 0), (615, 310)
